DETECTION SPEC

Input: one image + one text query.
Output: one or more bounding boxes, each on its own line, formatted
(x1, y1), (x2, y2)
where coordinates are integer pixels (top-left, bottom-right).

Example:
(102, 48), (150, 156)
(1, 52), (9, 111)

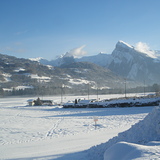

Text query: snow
(3, 85), (33, 91)
(117, 40), (133, 49)
(0, 94), (160, 160)
(69, 78), (94, 85)
(14, 68), (26, 72)
(111, 41), (134, 65)
(1, 73), (11, 82)
(116, 41), (157, 61)
(104, 141), (160, 160)
(15, 85), (34, 90)
(77, 53), (112, 67)
(93, 106), (160, 160)
(127, 63), (139, 79)
(29, 74), (51, 82)
(46, 65), (53, 70)
(29, 57), (43, 62)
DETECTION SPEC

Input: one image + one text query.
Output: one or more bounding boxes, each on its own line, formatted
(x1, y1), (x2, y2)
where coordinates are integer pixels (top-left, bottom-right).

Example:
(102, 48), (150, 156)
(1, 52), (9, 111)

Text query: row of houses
(27, 94), (160, 108)
(27, 97), (98, 107)
(63, 99), (99, 108)
(63, 96), (160, 108)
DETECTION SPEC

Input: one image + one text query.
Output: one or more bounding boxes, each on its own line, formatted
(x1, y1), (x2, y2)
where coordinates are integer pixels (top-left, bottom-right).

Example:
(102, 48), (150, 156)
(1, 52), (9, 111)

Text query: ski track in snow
(46, 117), (65, 137)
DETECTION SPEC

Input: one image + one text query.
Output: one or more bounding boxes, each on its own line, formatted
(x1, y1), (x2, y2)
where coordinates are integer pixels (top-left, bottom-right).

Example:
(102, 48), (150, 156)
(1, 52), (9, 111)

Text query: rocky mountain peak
(116, 40), (133, 50)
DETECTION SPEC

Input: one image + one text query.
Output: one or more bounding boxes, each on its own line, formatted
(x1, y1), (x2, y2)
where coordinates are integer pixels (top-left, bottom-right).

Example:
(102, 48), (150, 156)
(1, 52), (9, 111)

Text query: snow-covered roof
(27, 99), (35, 102)
(63, 101), (75, 106)
(78, 100), (91, 104)
(118, 40), (133, 49)
(78, 99), (97, 104)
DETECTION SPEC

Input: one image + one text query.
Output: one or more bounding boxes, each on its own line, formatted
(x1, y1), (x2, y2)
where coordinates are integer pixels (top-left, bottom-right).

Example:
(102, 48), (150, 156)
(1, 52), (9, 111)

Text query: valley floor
(0, 94), (157, 159)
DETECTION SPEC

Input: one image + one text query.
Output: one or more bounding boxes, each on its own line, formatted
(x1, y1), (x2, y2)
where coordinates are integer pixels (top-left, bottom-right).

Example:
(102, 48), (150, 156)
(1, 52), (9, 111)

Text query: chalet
(63, 100), (75, 108)
(63, 99), (98, 108)
(41, 100), (53, 106)
(27, 98), (53, 106)
(27, 99), (35, 106)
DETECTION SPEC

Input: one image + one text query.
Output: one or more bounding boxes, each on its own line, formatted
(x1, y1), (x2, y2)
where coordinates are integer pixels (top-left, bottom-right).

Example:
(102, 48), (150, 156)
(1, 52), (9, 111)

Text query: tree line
(0, 83), (159, 97)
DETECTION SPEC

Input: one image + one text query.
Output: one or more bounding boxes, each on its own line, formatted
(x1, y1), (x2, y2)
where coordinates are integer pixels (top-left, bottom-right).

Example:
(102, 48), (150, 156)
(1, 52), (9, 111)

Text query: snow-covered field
(0, 94), (159, 160)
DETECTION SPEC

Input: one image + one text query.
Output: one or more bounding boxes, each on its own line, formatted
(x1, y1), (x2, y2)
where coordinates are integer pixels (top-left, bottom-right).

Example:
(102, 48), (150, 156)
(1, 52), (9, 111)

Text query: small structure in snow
(63, 100), (75, 108)
(63, 99), (98, 108)
(27, 98), (53, 106)
(27, 99), (35, 106)
(41, 100), (53, 106)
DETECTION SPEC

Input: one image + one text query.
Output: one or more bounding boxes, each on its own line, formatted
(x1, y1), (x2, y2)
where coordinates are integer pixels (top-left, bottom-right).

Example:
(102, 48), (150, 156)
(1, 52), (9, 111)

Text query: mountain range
(0, 40), (159, 96)
(0, 52), (126, 96)
(36, 40), (160, 85)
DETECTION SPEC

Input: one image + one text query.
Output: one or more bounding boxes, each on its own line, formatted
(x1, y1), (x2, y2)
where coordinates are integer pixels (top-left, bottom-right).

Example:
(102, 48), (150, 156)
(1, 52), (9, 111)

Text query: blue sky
(0, 0), (160, 60)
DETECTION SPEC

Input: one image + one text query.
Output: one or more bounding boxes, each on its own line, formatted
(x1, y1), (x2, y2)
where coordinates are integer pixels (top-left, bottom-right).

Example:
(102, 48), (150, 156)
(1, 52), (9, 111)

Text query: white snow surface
(1, 73), (12, 82)
(104, 141), (160, 160)
(29, 57), (43, 62)
(29, 74), (51, 82)
(69, 78), (95, 85)
(127, 63), (139, 79)
(14, 68), (26, 72)
(91, 105), (160, 160)
(117, 40), (133, 49)
(3, 85), (34, 91)
(0, 94), (159, 160)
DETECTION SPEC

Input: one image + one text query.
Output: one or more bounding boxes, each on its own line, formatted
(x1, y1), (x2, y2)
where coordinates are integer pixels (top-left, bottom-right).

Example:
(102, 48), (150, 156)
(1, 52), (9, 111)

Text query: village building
(27, 99), (35, 106)
(27, 98), (53, 106)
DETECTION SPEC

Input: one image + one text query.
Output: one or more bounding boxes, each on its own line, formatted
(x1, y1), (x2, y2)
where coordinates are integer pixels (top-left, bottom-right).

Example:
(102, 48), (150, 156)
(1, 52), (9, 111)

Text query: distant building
(27, 99), (35, 106)
(41, 100), (53, 106)
(63, 99), (97, 108)
(27, 98), (53, 106)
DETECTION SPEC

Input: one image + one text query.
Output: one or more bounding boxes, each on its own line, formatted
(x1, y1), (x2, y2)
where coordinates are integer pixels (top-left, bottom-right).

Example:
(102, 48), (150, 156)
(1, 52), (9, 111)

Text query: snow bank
(87, 106), (160, 160)
(104, 141), (160, 160)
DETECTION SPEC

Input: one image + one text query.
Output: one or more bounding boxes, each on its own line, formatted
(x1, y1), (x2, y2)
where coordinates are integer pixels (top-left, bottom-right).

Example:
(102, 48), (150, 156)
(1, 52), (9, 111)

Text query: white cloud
(68, 45), (87, 57)
(135, 42), (156, 58)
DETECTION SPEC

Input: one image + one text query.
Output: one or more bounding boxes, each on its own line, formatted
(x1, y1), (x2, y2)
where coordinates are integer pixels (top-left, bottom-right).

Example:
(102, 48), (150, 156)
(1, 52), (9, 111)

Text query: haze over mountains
(0, 50), (125, 96)
(36, 41), (160, 85)
(0, 40), (160, 96)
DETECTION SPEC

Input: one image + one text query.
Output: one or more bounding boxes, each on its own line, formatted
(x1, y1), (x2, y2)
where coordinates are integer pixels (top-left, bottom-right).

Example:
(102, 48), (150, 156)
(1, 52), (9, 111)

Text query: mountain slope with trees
(0, 53), (128, 96)
(40, 41), (160, 85)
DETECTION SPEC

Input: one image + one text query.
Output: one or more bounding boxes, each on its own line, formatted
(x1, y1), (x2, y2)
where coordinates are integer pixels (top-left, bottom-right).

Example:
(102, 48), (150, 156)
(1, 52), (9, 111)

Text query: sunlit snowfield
(0, 94), (154, 159)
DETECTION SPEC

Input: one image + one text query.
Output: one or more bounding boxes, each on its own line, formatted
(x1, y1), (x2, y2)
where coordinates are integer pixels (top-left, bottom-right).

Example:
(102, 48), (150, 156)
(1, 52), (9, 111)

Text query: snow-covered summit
(116, 40), (133, 49)
(108, 40), (160, 84)
(112, 41), (134, 62)
(77, 52), (112, 67)
(57, 52), (74, 59)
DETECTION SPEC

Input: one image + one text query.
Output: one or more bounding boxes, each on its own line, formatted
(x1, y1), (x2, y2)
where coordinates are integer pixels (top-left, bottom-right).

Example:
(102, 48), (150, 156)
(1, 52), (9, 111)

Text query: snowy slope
(76, 52), (112, 67)
(88, 106), (160, 160)
(0, 52), (127, 94)
(107, 41), (160, 84)
(104, 141), (160, 160)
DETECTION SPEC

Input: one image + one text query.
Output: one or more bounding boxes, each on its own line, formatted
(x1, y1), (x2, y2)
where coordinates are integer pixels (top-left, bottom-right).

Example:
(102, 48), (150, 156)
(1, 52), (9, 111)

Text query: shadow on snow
(8, 150), (88, 160)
